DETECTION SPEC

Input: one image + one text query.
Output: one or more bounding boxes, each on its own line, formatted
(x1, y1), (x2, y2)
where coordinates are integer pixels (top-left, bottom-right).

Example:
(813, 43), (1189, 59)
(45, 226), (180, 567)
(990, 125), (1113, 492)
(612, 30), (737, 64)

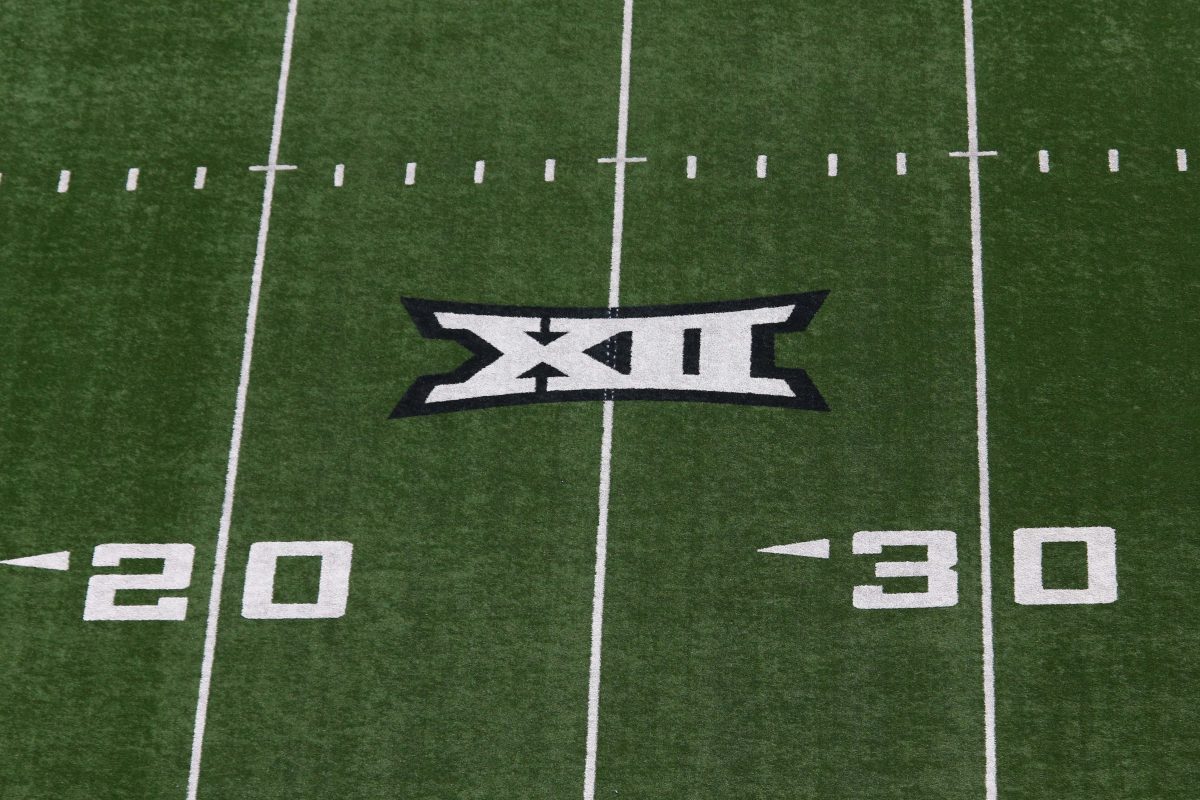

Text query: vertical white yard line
(57, 170), (71, 193)
(194, 166), (208, 190)
(756, 154), (767, 179)
(958, 1), (997, 799)
(686, 155), (697, 179)
(896, 152), (908, 176)
(1176, 148), (1189, 172)
(186, 1), (299, 799)
(545, 158), (557, 182)
(826, 153), (838, 177)
(333, 163), (345, 187)
(1038, 149), (1050, 173)
(404, 161), (417, 185)
(474, 160), (486, 184)
(126, 168), (140, 191)
(584, 3), (635, 799)
(1107, 148), (1120, 172)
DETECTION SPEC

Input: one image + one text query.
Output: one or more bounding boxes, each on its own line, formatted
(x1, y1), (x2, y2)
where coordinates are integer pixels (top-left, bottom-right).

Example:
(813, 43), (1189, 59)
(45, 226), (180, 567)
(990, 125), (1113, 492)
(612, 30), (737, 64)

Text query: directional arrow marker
(0, 550), (71, 571)
(757, 539), (830, 559)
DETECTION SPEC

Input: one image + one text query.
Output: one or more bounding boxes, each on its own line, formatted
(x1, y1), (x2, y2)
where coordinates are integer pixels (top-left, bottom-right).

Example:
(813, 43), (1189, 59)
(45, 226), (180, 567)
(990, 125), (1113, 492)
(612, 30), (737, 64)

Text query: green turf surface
(1, 1), (1197, 798)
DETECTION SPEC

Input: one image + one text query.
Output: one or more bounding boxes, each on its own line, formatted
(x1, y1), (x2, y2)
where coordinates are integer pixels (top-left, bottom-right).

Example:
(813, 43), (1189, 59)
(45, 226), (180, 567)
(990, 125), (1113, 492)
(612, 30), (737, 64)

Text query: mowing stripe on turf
(186, 2), (300, 798)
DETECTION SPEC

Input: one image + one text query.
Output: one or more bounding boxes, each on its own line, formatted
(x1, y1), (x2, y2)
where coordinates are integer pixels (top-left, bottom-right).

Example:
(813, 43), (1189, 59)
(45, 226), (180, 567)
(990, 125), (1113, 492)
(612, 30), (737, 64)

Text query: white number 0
(852, 530), (959, 609)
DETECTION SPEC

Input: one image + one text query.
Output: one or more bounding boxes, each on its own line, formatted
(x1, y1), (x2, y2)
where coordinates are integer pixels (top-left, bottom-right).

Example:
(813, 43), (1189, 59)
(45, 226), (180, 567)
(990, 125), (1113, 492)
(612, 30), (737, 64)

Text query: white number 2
(83, 543), (196, 621)
(852, 530), (959, 609)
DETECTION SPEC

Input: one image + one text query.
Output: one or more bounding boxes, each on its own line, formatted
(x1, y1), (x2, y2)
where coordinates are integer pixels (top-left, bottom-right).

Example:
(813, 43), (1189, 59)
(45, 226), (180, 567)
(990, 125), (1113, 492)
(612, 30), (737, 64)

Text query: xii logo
(392, 293), (829, 417)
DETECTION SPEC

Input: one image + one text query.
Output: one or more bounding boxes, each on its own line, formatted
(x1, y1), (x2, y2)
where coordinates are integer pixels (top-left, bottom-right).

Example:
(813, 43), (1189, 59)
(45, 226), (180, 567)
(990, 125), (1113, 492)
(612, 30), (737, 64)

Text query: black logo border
(391, 292), (829, 418)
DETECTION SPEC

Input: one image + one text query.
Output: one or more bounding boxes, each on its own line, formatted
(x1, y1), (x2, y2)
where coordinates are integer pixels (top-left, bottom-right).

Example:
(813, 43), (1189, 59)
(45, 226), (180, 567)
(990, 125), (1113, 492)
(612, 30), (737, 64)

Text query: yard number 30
(852, 527), (1117, 609)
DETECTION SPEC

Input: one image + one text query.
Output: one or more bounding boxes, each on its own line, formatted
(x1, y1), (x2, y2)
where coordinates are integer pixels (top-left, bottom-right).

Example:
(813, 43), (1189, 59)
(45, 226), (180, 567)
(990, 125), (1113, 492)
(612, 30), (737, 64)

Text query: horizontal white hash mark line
(949, 150), (999, 158)
(597, 155), (647, 164)
(248, 163), (298, 172)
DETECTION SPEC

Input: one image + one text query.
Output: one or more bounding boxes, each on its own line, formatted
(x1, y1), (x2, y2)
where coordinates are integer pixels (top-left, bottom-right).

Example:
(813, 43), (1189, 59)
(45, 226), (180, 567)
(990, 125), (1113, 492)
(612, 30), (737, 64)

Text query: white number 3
(852, 530), (959, 609)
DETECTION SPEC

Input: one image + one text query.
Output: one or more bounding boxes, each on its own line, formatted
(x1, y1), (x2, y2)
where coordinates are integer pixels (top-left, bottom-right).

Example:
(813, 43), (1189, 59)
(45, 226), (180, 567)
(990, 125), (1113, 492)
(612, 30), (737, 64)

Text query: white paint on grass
(758, 539), (830, 559)
(186, 0), (300, 798)
(194, 166), (207, 190)
(333, 163), (344, 187)
(896, 152), (908, 176)
(827, 153), (838, 177)
(57, 170), (71, 193)
(1038, 150), (1050, 173)
(404, 161), (417, 185)
(126, 168), (140, 191)
(584, 2), (637, 799)
(474, 160), (485, 184)
(957, 0), (998, 798)
(1177, 148), (1188, 172)
(544, 158), (556, 182)
(0, 550), (71, 571)
(1108, 148), (1120, 172)
(686, 155), (697, 179)
(756, 154), (767, 179)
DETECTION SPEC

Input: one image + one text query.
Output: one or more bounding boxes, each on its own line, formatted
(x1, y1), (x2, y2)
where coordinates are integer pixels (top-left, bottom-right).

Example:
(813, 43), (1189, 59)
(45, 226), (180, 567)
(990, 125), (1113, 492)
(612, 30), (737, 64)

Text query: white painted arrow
(757, 539), (830, 559)
(0, 551), (70, 571)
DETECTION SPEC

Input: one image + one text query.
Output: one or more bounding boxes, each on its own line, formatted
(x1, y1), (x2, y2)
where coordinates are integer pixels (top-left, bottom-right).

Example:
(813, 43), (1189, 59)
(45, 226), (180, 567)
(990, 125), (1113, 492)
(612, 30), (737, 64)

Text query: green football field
(2, 1), (1198, 798)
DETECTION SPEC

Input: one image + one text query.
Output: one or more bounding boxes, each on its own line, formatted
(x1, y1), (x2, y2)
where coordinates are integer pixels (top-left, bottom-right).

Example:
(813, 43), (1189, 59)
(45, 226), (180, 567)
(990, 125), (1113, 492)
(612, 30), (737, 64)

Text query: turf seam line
(186, 2), (300, 798)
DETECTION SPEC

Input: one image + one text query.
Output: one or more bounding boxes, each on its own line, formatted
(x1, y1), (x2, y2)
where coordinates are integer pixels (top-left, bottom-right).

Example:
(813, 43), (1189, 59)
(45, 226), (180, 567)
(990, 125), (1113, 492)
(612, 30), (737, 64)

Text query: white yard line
(756, 153), (767, 178)
(584, 2), (637, 799)
(686, 155), (697, 179)
(126, 168), (140, 191)
(896, 152), (908, 176)
(334, 163), (345, 187)
(545, 158), (557, 182)
(1176, 148), (1188, 172)
(1108, 148), (1120, 172)
(186, 1), (300, 798)
(194, 166), (208, 190)
(474, 160), (486, 183)
(1038, 150), (1050, 173)
(827, 153), (838, 177)
(405, 161), (417, 185)
(57, 170), (70, 193)
(956, 1), (998, 798)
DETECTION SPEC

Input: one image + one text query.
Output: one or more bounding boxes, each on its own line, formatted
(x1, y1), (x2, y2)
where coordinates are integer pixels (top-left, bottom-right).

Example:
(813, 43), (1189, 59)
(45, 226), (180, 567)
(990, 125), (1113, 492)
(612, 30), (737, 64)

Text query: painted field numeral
(1013, 526), (1117, 605)
(852, 530), (959, 609)
(84, 543), (196, 621)
(82, 540), (353, 621)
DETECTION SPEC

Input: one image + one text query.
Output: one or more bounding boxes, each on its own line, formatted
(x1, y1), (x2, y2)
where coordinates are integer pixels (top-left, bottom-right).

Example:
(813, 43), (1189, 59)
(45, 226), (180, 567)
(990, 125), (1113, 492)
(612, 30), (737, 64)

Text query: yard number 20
(83, 541), (353, 621)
